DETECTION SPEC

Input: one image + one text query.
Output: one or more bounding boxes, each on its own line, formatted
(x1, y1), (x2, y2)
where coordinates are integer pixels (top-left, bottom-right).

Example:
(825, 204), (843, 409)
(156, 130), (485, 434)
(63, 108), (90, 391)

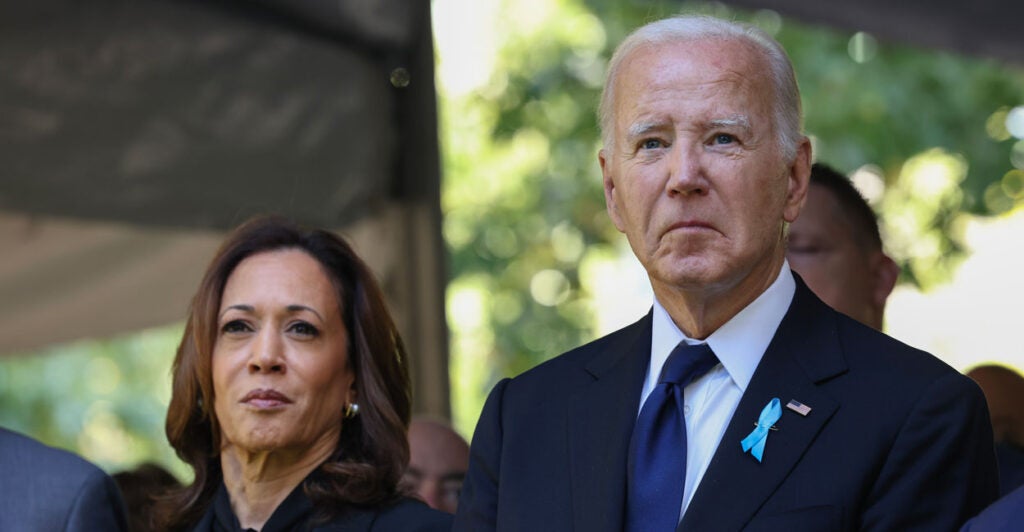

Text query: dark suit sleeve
(862, 371), (998, 530)
(63, 466), (128, 532)
(368, 499), (453, 532)
(453, 378), (510, 532)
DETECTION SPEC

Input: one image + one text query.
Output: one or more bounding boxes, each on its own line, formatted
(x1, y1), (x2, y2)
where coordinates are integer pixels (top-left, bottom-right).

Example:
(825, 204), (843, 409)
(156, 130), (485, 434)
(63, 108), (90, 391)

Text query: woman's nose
(249, 329), (285, 374)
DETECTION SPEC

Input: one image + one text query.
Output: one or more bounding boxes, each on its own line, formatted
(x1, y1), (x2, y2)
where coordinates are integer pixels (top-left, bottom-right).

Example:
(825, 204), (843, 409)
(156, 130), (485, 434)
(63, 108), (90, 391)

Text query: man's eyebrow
(708, 115), (752, 131)
(626, 121), (666, 140)
(441, 472), (467, 482)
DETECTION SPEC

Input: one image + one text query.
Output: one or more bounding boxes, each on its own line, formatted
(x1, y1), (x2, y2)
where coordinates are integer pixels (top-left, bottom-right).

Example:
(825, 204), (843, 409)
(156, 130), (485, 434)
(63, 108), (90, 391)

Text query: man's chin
(648, 262), (727, 292)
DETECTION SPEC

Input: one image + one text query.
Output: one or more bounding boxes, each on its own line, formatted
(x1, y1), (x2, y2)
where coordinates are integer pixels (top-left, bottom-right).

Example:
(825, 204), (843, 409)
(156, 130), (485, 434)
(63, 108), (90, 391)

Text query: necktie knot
(659, 342), (719, 387)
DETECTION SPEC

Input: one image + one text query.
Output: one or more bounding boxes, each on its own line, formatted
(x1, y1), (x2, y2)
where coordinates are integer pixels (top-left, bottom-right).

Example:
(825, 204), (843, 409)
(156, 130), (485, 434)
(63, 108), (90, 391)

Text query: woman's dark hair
(157, 216), (412, 530)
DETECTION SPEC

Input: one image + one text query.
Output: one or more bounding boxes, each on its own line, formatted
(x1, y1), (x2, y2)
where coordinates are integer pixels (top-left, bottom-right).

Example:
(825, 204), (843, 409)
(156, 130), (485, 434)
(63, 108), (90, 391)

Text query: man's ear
(783, 137), (812, 224)
(600, 148), (626, 233)
(871, 252), (900, 308)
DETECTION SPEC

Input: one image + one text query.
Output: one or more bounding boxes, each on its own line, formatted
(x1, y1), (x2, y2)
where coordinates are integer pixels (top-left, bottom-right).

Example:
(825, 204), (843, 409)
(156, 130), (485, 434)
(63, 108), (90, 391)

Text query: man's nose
(419, 480), (442, 509)
(666, 143), (708, 197)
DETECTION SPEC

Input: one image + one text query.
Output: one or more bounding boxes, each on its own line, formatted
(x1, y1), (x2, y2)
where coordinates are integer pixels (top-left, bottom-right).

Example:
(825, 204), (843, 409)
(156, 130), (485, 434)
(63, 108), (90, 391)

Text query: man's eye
(289, 321), (320, 337)
(641, 139), (664, 150)
(713, 133), (736, 145)
(222, 320), (251, 334)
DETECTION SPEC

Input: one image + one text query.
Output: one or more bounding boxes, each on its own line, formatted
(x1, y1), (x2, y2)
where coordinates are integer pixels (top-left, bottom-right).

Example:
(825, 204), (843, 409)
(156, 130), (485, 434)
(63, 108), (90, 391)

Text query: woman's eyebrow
(219, 304), (254, 319)
(286, 304), (324, 322)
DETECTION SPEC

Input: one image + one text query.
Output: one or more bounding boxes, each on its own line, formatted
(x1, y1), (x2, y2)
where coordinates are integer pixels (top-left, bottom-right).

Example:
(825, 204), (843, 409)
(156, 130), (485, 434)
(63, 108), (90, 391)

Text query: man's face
(787, 184), (883, 328)
(600, 39), (809, 301)
(402, 421), (469, 514)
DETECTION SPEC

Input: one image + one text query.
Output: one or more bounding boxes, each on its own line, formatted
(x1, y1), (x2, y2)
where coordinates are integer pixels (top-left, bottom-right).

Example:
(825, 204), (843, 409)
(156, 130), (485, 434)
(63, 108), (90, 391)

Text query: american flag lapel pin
(786, 399), (812, 416)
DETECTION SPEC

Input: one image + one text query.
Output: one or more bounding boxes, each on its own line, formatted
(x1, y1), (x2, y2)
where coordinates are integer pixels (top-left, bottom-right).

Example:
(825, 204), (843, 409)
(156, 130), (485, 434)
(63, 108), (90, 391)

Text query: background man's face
(787, 184), (879, 327)
(600, 38), (807, 299)
(403, 420), (469, 514)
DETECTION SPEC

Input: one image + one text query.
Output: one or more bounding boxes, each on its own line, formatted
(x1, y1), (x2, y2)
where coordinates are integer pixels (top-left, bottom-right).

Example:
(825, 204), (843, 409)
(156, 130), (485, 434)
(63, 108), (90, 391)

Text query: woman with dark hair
(157, 216), (451, 531)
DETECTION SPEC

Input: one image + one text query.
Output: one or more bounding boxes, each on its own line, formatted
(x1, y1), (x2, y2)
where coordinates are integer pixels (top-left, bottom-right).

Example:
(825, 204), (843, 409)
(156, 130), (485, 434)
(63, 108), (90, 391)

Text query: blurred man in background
(786, 162), (898, 330)
(113, 462), (182, 532)
(404, 417), (469, 514)
(968, 364), (1024, 496)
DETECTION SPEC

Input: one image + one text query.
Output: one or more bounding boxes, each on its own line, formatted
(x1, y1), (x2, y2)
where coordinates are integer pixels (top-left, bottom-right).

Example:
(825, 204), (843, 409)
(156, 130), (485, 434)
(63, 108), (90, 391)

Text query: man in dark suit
(0, 427), (128, 531)
(454, 14), (997, 531)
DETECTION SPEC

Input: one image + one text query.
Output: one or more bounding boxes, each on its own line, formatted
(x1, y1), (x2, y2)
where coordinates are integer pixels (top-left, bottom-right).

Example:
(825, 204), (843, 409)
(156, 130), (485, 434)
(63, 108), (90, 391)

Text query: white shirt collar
(649, 261), (796, 393)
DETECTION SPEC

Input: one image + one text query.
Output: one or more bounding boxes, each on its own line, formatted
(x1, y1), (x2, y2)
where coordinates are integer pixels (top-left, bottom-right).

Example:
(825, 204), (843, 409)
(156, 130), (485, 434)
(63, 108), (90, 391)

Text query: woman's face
(212, 248), (355, 454)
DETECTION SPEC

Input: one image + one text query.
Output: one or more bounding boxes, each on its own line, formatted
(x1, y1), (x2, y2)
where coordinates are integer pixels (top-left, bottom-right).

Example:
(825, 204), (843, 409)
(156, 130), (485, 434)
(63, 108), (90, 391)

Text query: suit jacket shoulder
(455, 314), (653, 532)
(0, 427), (128, 531)
(681, 279), (997, 530)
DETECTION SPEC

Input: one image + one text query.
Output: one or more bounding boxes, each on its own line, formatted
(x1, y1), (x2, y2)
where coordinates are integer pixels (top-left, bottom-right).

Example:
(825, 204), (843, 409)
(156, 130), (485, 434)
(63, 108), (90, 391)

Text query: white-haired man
(454, 15), (997, 532)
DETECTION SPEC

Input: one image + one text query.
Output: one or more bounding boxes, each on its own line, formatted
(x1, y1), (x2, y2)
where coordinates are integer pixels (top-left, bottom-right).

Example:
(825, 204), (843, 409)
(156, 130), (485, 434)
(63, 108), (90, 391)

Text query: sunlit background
(0, 0), (1021, 478)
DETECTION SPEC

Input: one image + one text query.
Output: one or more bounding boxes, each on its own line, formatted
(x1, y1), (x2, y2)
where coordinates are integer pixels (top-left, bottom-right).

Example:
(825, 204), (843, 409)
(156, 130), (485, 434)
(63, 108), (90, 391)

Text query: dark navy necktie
(626, 342), (719, 532)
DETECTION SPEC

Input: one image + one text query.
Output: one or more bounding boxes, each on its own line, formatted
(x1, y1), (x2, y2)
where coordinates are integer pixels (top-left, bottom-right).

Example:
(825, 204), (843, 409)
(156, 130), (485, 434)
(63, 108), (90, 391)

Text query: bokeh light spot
(492, 291), (524, 325)
(484, 226), (519, 258)
(1002, 169), (1024, 199)
(983, 182), (1014, 214)
(848, 32), (878, 64)
(751, 10), (782, 35)
(986, 107), (1011, 141)
(530, 269), (571, 306)
(1006, 106), (1024, 139)
(1011, 140), (1024, 170)
(448, 282), (488, 330)
(389, 67), (410, 88)
(552, 222), (585, 263)
(850, 164), (886, 205)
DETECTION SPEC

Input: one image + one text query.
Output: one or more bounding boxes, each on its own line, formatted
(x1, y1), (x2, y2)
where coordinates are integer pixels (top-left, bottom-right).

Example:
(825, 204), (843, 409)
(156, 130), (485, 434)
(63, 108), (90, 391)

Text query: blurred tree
(0, 324), (189, 481)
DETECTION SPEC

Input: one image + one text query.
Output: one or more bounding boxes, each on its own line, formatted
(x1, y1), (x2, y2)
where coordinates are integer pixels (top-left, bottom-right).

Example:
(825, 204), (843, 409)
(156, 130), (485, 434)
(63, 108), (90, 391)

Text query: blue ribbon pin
(741, 397), (782, 462)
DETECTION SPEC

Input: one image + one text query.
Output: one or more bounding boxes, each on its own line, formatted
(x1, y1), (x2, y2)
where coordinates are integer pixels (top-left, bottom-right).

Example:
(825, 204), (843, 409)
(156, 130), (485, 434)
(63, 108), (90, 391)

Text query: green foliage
(0, 324), (190, 481)
(777, 15), (1022, 286)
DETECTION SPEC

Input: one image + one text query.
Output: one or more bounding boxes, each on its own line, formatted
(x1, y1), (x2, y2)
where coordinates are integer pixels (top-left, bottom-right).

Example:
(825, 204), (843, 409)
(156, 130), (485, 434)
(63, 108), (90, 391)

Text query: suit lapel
(679, 280), (848, 531)
(568, 313), (652, 532)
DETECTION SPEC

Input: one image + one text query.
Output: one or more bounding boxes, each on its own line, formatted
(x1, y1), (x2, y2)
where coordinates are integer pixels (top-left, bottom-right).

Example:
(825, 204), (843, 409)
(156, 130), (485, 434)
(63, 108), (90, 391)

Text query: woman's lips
(240, 388), (293, 409)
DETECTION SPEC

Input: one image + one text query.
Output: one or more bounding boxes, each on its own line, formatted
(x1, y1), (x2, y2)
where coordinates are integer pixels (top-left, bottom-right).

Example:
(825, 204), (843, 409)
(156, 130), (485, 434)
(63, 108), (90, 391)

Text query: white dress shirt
(639, 261), (796, 520)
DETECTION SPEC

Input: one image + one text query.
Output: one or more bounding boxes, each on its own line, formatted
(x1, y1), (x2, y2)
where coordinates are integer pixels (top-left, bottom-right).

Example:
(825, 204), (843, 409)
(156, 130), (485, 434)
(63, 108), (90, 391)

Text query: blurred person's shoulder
(0, 426), (109, 480)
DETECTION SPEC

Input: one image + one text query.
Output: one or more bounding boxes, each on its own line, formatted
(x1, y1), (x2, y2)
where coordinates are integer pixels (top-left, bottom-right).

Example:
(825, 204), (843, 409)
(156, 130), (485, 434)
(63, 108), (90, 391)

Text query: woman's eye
(221, 320), (251, 334)
(641, 138), (664, 150)
(289, 321), (320, 337)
